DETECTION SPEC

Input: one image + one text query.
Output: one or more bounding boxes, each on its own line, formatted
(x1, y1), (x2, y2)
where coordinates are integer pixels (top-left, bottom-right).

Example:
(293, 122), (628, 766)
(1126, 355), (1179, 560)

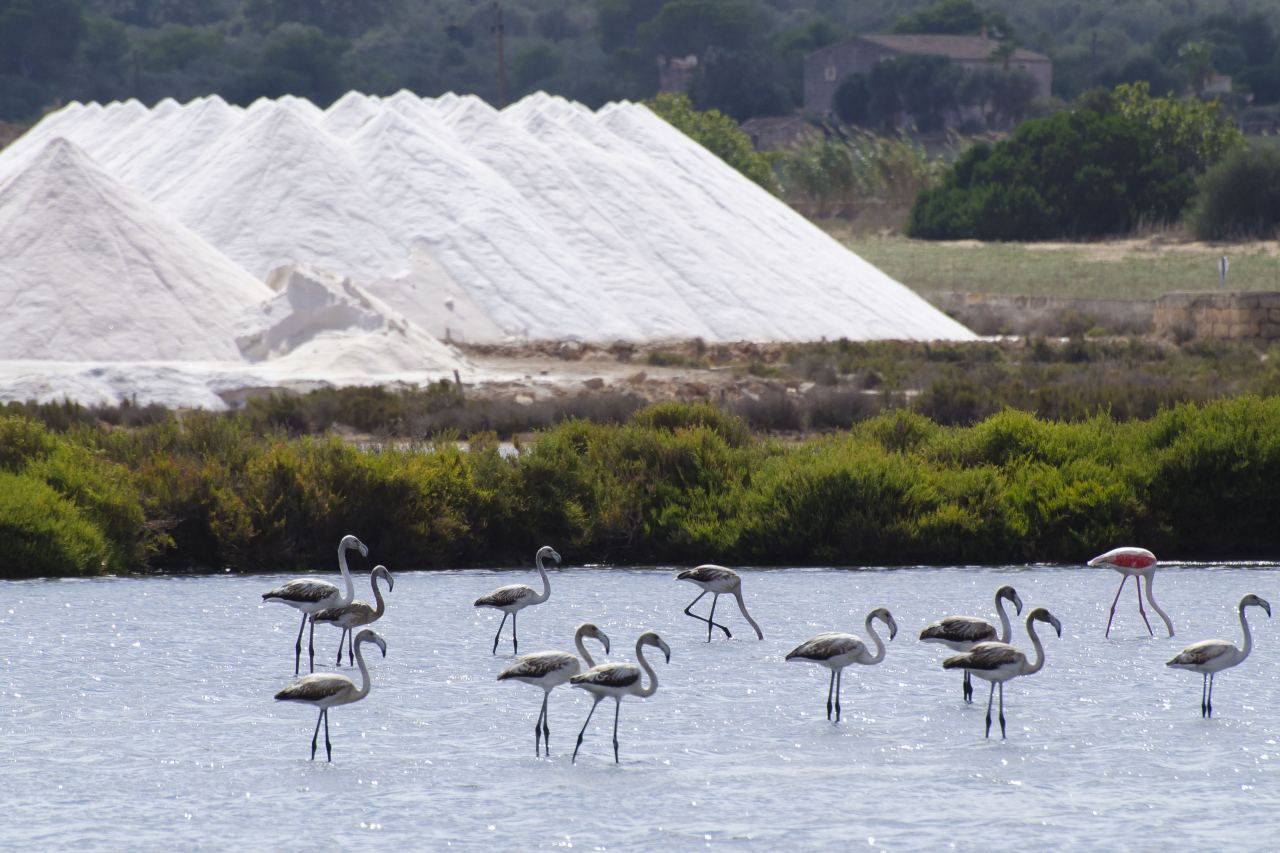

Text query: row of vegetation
(6, 392), (1280, 578)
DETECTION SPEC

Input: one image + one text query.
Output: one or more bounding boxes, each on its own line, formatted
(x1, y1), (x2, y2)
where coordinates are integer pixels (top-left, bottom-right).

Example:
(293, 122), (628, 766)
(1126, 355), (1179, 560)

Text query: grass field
(836, 231), (1280, 299)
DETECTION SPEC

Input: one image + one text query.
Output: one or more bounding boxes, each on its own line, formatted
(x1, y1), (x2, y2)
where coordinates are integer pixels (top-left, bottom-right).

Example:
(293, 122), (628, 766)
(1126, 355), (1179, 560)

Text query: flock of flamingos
(262, 536), (1272, 763)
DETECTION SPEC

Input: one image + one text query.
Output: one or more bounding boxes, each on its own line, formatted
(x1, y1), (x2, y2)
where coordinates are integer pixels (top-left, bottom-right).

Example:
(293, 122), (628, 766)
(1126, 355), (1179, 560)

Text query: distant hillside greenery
(2, 0), (1280, 123)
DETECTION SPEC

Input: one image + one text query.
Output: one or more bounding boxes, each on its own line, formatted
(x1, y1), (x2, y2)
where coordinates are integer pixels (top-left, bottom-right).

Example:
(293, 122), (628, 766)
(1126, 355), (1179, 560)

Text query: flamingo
(497, 623), (611, 757)
(569, 630), (671, 764)
(785, 608), (897, 723)
(942, 608), (1062, 739)
(262, 534), (368, 674)
(313, 565), (394, 667)
(1166, 594), (1271, 718)
(474, 545), (558, 655)
(675, 565), (764, 642)
(273, 628), (387, 762)
(919, 585), (1023, 703)
(1088, 546), (1174, 638)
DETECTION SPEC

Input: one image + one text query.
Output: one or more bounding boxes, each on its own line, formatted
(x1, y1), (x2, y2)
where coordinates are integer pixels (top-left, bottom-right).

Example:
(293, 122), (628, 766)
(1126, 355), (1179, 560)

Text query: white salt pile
(0, 90), (974, 409)
(0, 138), (271, 361)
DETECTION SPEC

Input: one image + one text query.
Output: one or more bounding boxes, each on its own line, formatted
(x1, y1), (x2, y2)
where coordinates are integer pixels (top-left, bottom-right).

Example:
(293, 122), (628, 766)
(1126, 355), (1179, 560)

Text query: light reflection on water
(3, 564), (1279, 850)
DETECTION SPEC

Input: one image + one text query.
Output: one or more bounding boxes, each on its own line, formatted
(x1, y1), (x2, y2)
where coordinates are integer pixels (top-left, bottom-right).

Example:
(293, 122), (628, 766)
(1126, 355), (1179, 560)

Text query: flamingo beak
(1012, 592), (1023, 614)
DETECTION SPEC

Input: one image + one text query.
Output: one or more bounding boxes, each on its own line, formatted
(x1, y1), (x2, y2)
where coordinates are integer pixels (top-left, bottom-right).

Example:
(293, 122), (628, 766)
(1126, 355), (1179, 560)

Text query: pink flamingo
(1088, 546), (1174, 638)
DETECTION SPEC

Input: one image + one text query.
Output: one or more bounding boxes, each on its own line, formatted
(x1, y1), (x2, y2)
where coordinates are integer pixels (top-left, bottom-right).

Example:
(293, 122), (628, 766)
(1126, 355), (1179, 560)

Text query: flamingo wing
(264, 578), (338, 604)
(944, 641), (1024, 672)
(677, 565), (738, 584)
(499, 651), (577, 681)
(1167, 640), (1234, 668)
(274, 673), (356, 702)
(570, 662), (640, 689)
(313, 600), (373, 624)
(920, 616), (996, 644)
(475, 584), (535, 608)
(786, 632), (859, 662)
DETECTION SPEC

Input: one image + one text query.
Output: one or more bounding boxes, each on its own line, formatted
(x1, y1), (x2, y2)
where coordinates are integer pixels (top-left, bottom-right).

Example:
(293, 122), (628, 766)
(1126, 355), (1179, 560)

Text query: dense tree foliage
(644, 93), (778, 193)
(2, 0), (1277, 125)
(1190, 146), (1280, 240)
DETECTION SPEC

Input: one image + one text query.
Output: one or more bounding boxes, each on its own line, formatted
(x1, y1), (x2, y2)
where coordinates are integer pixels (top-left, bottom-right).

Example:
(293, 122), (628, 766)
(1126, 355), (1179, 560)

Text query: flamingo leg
(683, 591), (732, 639)
(707, 594), (718, 643)
(1105, 575), (1129, 637)
(1136, 575), (1154, 637)
(984, 681), (996, 738)
(825, 669), (835, 720)
(572, 697), (602, 764)
(963, 670), (972, 703)
(834, 668), (843, 723)
(1207, 672), (1215, 719)
(998, 682), (1006, 739)
(309, 708), (323, 760)
(512, 610), (519, 655)
(335, 628), (346, 666)
(293, 612), (307, 675)
(1201, 672), (1208, 718)
(612, 698), (622, 764)
(542, 691), (551, 756)
(491, 612), (508, 655)
(323, 708), (332, 762)
(535, 693), (547, 757)
(308, 616), (316, 673)
(348, 630), (355, 667)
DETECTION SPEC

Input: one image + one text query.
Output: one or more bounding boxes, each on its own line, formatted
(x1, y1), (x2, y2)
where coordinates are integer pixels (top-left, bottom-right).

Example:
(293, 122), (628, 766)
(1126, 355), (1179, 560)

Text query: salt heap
(0, 138), (272, 361)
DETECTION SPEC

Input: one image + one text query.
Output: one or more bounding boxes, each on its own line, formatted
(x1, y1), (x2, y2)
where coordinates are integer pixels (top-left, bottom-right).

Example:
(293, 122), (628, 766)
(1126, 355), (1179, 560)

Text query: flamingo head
(870, 607), (898, 640)
(373, 565), (394, 592)
(579, 623), (611, 655)
(536, 545), (561, 567)
(1241, 594), (1272, 617)
(638, 631), (671, 663)
(355, 628), (387, 657)
(341, 534), (369, 558)
(997, 585), (1023, 614)
(1030, 608), (1063, 638)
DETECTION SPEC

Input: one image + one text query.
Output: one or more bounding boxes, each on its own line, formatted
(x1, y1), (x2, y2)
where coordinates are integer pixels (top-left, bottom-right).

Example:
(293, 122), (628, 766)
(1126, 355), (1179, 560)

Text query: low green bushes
(1190, 146), (1280, 240)
(7, 398), (1280, 576)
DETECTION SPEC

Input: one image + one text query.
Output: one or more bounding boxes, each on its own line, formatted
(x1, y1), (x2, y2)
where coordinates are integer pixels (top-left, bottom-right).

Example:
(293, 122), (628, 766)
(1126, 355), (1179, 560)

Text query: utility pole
(492, 2), (508, 108)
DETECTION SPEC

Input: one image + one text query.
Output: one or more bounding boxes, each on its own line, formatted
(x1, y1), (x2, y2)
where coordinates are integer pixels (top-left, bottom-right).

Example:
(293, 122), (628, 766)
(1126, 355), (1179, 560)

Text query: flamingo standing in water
(920, 585), (1023, 703)
(570, 631), (671, 764)
(313, 565), (393, 667)
(498, 623), (611, 756)
(1089, 546), (1174, 638)
(262, 534), (368, 674)
(1166, 594), (1271, 718)
(675, 565), (764, 642)
(943, 608), (1063, 739)
(785, 608), (897, 723)
(274, 628), (387, 762)
(474, 545), (558, 655)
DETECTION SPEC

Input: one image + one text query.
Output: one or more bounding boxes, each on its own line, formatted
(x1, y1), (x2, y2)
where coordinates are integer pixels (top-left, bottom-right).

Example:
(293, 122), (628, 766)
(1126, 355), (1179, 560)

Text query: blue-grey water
(3, 564), (1279, 851)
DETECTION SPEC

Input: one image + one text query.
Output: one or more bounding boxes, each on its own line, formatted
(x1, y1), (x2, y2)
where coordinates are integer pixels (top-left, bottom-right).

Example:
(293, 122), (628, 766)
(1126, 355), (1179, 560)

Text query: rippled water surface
(4, 564), (1280, 850)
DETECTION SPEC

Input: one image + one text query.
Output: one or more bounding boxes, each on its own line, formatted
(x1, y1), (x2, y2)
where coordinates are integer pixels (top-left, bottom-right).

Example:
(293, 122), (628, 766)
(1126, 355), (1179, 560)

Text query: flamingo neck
(352, 640), (374, 699)
(337, 542), (356, 606)
(995, 594), (1013, 644)
(863, 614), (887, 664)
(1021, 618), (1047, 676)
(1143, 570), (1175, 637)
(574, 627), (600, 668)
(733, 589), (764, 639)
(634, 639), (660, 698)
(1238, 604), (1255, 663)
(533, 554), (551, 603)
(371, 572), (388, 619)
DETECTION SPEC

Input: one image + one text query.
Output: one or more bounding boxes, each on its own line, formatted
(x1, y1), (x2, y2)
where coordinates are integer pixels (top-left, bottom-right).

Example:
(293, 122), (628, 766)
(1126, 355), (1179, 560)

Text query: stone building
(804, 34), (1053, 117)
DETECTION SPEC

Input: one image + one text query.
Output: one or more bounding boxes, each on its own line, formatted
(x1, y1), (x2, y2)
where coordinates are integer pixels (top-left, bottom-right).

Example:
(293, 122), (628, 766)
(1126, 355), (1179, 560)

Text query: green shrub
(1190, 146), (1280, 240)
(0, 471), (112, 577)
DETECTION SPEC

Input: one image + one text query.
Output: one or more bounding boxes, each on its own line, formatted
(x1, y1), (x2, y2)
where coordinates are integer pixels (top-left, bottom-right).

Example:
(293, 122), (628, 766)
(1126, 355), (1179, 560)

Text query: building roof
(809, 34), (1049, 64)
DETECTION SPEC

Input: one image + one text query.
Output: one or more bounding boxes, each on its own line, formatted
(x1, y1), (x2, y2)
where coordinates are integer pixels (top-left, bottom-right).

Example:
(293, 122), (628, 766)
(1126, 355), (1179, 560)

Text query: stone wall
(1153, 292), (1280, 343)
(925, 292), (1153, 337)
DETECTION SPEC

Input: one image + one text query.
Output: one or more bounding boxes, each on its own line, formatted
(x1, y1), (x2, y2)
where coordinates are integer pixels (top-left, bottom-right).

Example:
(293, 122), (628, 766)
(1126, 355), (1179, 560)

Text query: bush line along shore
(4, 397), (1279, 578)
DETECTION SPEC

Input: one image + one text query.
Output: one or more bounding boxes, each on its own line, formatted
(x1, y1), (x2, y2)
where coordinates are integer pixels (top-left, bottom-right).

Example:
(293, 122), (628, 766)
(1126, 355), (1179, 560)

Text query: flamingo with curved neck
(920, 585), (1023, 703)
(943, 608), (1063, 739)
(497, 623), (612, 757)
(786, 608), (897, 723)
(314, 565), (394, 667)
(273, 628), (387, 762)
(262, 534), (368, 673)
(675, 565), (765, 642)
(1089, 546), (1174, 638)
(569, 631), (671, 763)
(1167, 594), (1271, 717)
(474, 546), (558, 655)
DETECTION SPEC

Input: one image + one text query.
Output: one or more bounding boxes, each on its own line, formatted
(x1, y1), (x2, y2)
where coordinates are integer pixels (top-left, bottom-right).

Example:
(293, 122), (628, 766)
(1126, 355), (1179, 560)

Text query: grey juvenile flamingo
(786, 608), (897, 723)
(262, 534), (368, 674)
(498, 623), (611, 756)
(474, 545), (558, 655)
(676, 564), (764, 642)
(1167, 594), (1271, 718)
(570, 630), (671, 764)
(919, 585), (1022, 703)
(314, 565), (393, 667)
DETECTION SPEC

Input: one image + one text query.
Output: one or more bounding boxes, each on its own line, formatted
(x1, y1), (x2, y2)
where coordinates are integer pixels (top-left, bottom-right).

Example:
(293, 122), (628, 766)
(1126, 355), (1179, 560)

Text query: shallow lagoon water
(3, 564), (1280, 851)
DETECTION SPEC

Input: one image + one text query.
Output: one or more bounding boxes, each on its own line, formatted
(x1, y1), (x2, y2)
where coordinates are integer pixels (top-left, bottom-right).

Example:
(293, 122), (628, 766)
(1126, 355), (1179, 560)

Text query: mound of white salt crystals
(151, 103), (403, 279)
(0, 138), (272, 361)
(237, 264), (468, 377)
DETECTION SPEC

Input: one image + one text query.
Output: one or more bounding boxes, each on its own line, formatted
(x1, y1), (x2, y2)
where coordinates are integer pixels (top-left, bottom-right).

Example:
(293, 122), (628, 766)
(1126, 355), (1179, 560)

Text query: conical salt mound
(0, 138), (272, 361)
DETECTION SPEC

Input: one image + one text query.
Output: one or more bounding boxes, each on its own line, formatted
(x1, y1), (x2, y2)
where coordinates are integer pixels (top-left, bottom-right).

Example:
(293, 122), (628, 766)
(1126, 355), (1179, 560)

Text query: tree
(511, 45), (564, 96)
(1111, 81), (1244, 174)
(236, 23), (348, 105)
(1175, 40), (1214, 96)
(645, 93), (778, 194)
(0, 0), (84, 80)
(892, 0), (982, 36)
(637, 0), (769, 59)
(1190, 146), (1280, 240)
(689, 48), (791, 120)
